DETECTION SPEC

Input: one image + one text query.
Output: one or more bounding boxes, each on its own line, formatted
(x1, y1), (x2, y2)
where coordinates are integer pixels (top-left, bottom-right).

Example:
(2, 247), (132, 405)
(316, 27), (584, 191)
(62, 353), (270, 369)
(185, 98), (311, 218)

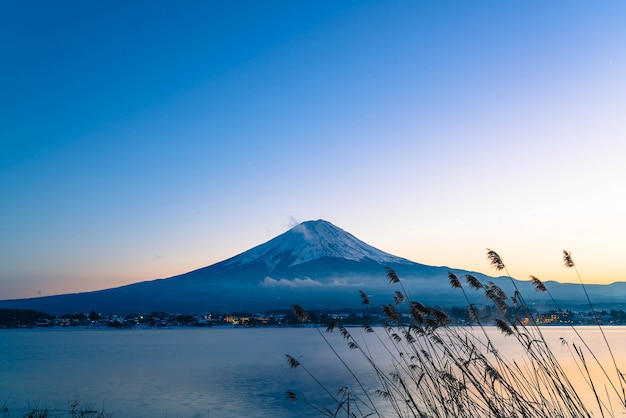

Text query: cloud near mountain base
(261, 277), (361, 288)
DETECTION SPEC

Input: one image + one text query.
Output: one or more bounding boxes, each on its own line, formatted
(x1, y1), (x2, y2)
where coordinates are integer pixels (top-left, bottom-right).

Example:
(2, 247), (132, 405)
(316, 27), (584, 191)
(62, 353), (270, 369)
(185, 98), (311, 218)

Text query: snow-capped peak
(226, 219), (410, 269)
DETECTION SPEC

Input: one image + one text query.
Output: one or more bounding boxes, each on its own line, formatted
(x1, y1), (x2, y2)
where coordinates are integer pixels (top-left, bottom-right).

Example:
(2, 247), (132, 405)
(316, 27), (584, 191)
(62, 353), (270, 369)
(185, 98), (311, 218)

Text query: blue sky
(2, 1), (626, 299)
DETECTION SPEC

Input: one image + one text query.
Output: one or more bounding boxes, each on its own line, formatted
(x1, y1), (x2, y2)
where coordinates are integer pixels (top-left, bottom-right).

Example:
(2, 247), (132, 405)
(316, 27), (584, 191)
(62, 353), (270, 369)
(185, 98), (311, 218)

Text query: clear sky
(2, 1), (626, 299)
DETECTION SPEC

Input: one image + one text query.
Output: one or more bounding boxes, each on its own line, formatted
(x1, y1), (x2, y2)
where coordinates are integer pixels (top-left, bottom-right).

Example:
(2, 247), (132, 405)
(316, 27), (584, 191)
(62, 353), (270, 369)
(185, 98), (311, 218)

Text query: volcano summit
(1, 220), (625, 315)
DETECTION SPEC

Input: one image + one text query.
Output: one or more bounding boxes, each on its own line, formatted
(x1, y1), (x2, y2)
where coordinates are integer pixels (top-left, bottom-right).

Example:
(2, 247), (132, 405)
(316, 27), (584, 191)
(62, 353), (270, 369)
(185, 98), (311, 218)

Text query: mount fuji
(1, 220), (625, 315)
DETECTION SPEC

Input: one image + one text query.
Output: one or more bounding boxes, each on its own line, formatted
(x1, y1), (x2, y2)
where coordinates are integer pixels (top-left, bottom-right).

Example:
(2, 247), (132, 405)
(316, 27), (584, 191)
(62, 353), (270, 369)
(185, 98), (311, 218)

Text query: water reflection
(1, 327), (625, 417)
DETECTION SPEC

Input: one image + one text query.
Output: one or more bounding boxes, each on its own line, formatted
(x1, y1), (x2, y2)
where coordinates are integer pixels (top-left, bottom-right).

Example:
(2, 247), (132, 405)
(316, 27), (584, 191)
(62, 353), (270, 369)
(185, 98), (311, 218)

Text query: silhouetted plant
(286, 251), (626, 417)
(0, 401), (111, 418)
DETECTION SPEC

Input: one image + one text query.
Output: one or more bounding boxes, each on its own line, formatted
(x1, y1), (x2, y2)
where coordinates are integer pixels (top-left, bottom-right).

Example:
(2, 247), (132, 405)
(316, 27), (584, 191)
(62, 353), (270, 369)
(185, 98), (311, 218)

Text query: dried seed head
(285, 354), (300, 369)
(486, 365), (501, 381)
(326, 318), (340, 332)
(291, 304), (309, 323)
(385, 267), (400, 284)
(359, 290), (371, 305)
(486, 249), (505, 271)
(393, 291), (405, 306)
(286, 391), (297, 403)
(339, 325), (351, 340)
(376, 389), (391, 400)
(530, 275), (547, 292)
(563, 250), (575, 268)
(431, 334), (444, 345)
(494, 318), (513, 336)
(485, 283), (508, 314)
(410, 301), (426, 323)
(465, 274), (483, 290)
(448, 271), (462, 289)
(468, 306), (478, 321)
(430, 307), (450, 326)
(485, 282), (506, 302)
(382, 304), (401, 323)
(403, 330), (416, 344)
(411, 301), (426, 313)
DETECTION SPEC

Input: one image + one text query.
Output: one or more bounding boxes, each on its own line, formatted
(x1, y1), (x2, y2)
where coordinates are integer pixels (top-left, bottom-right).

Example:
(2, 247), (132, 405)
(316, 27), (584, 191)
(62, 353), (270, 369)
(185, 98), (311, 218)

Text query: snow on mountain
(2, 219), (626, 315)
(224, 219), (412, 270)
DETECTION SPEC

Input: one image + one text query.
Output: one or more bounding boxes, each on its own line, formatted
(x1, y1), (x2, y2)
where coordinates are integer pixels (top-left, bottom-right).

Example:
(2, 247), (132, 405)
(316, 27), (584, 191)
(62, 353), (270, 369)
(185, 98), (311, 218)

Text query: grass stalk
(287, 251), (624, 418)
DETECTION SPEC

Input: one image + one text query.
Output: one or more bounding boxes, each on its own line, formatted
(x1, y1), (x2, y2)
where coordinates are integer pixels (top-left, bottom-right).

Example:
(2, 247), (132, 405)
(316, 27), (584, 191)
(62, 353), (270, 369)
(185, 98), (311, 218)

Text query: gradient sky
(2, 1), (626, 299)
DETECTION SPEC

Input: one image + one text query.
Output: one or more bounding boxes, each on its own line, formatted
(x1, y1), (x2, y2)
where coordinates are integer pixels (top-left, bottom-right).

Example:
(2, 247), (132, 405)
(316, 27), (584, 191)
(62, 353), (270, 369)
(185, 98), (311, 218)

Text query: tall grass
(0, 401), (112, 418)
(286, 250), (626, 417)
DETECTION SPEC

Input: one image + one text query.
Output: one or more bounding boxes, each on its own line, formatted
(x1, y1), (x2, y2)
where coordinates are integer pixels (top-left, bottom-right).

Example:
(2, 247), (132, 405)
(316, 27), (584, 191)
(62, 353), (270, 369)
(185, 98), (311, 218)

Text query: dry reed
(286, 251), (626, 418)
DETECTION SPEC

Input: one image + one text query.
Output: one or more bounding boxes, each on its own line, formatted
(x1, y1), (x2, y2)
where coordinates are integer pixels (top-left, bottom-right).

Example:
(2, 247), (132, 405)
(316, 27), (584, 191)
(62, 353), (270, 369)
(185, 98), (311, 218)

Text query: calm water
(1, 326), (625, 417)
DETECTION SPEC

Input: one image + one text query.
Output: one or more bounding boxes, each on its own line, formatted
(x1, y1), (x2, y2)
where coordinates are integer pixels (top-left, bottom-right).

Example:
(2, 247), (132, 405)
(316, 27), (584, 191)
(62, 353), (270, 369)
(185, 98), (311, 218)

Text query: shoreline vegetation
(1, 400), (112, 418)
(285, 250), (626, 417)
(4, 250), (626, 417)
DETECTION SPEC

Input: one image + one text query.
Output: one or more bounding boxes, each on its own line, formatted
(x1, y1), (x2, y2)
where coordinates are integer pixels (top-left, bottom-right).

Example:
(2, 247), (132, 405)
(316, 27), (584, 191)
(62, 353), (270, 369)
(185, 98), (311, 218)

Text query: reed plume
(486, 249), (505, 271)
(465, 274), (483, 290)
(359, 290), (371, 305)
(385, 267), (400, 284)
(562, 249), (626, 407)
(291, 304), (309, 323)
(448, 272), (462, 289)
(563, 250), (575, 268)
(530, 275), (547, 292)
(286, 251), (625, 418)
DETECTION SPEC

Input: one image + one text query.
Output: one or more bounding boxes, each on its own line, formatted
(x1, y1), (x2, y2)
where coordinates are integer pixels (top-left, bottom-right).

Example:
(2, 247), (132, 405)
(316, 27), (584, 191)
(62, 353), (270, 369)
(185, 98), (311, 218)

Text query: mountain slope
(1, 220), (624, 315)
(224, 219), (412, 269)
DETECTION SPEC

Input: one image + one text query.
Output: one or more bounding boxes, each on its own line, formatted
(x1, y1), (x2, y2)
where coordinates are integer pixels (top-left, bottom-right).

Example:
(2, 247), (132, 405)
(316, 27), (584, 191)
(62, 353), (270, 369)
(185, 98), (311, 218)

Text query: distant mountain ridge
(1, 219), (625, 315)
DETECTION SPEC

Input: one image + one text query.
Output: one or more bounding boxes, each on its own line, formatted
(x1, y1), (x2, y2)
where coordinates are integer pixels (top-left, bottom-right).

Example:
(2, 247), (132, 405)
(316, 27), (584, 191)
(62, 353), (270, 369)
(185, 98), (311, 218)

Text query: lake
(1, 326), (625, 417)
